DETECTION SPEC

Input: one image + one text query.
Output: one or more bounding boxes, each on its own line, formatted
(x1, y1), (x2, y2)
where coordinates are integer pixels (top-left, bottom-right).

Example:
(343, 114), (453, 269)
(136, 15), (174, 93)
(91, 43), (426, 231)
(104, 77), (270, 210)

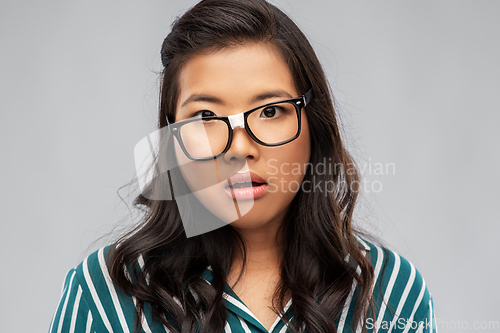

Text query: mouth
(224, 172), (268, 200)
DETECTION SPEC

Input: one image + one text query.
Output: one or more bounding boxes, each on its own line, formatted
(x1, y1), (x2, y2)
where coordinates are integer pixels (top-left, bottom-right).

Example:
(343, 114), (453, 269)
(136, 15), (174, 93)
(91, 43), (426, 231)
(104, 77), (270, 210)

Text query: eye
(193, 110), (217, 119)
(260, 106), (283, 119)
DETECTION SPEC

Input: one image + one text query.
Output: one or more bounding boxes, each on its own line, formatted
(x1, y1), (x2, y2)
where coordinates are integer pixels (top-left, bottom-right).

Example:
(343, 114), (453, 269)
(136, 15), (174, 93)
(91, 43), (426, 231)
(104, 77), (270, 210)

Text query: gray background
(1, 0), (499, 332)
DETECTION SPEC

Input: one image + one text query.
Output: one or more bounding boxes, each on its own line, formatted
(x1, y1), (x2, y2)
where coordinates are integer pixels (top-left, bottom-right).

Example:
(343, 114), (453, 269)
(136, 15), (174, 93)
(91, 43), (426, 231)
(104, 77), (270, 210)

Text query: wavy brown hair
(109, 0), (375, 332)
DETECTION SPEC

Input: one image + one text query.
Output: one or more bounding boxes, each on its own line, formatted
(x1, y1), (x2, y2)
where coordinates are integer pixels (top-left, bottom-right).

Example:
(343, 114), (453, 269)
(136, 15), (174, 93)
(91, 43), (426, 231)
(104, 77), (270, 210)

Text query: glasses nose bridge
(227, 112), (245, 130)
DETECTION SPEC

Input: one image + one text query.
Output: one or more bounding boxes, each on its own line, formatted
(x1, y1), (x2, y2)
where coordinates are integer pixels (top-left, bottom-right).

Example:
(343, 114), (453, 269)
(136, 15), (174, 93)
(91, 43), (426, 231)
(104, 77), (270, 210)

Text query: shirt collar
(201, 267), (273, 331)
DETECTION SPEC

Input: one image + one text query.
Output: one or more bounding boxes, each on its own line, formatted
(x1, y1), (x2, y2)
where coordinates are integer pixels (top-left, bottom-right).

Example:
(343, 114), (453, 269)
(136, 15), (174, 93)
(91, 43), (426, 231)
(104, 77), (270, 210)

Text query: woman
(49, 0), (436, 332)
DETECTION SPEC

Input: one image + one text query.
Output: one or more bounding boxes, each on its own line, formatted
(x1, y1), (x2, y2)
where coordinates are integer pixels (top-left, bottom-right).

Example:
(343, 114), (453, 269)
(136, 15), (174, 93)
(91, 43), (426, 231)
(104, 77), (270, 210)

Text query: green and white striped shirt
(49, 238), (436, 332)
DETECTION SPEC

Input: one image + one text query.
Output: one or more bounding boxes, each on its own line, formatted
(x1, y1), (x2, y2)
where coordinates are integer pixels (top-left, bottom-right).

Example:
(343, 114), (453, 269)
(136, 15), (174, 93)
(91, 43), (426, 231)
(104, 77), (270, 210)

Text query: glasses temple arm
(303, 88), (313, 106)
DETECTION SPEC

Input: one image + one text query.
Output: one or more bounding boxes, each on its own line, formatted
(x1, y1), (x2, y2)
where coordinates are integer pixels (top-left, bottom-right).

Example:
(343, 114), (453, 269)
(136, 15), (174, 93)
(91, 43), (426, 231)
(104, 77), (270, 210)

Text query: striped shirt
(49, 238), (437, 332)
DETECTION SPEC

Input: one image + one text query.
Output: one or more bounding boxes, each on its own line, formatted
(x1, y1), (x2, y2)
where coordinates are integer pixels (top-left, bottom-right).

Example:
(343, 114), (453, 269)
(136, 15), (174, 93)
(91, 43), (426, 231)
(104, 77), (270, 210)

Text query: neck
(226, 218), (291, 310)
(230, 222), (284, 275)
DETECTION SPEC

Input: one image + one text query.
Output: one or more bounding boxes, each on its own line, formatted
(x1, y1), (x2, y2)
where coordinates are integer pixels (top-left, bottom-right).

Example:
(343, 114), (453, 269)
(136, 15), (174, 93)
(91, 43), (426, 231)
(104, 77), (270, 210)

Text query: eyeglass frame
(166, 88), (313, 161)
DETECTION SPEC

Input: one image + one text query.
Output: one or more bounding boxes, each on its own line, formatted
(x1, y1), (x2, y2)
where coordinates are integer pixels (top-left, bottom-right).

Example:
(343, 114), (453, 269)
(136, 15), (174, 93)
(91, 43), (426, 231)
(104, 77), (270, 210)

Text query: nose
(223, 124), (260, 163)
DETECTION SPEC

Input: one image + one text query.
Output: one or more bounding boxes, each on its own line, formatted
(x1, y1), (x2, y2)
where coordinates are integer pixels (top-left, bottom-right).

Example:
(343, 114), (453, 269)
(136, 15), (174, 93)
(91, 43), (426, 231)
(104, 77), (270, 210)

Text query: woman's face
(173, 42), (310, 234)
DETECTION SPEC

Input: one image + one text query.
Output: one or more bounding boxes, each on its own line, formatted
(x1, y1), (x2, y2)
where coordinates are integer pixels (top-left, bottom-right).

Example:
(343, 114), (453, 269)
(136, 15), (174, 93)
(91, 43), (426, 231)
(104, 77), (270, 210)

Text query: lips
(225, 172), (268, 199)
(227, 172), (267, 187)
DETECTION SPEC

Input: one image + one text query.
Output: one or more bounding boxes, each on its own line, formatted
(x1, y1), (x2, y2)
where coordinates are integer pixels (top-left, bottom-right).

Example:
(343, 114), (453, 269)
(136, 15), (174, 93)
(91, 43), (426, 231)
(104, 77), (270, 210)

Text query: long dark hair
(109, 0), (375, 332)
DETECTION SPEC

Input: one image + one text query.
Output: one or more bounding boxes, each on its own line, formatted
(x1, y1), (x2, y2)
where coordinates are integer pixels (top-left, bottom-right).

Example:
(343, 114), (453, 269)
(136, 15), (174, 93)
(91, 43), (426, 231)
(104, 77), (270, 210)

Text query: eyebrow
(251, 90), (293, 103)
(181, 95), (224, 108)
(180, 89), (294, 108)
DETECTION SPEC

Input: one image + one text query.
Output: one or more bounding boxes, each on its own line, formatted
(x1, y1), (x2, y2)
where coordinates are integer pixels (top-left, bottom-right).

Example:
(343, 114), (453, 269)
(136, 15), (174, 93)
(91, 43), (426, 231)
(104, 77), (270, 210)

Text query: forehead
(176, 43), (297, 112)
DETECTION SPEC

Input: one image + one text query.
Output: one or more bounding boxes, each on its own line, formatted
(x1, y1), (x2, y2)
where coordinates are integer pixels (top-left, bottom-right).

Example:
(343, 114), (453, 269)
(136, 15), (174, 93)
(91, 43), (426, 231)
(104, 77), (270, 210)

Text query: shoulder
(50, 246), (168, 333)
(356, 237), (437, 332)
(74, 246), (152, 332)
(74, 245), (119, 294)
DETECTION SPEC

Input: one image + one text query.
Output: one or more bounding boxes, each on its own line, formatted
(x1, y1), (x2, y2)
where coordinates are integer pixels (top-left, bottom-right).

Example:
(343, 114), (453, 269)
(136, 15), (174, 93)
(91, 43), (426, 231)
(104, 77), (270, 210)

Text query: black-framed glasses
(167, 89), (312, 160)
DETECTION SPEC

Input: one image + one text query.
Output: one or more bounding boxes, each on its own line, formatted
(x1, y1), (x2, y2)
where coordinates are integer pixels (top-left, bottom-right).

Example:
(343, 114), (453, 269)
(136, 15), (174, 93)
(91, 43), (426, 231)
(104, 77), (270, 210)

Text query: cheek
(264, 113), (311, 189)
(174, 140), (217, 192)
(283, 111), (310, 173)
